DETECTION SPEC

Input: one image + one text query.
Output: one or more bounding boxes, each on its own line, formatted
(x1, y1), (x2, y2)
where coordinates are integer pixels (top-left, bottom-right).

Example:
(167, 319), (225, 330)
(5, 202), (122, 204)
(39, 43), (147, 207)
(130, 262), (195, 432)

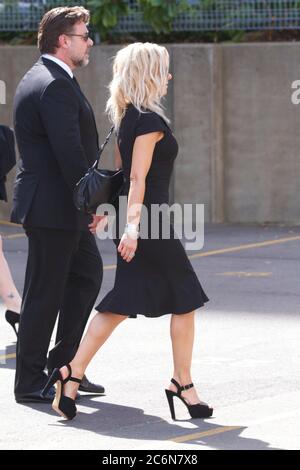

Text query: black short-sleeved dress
(95, 104), (209, 318)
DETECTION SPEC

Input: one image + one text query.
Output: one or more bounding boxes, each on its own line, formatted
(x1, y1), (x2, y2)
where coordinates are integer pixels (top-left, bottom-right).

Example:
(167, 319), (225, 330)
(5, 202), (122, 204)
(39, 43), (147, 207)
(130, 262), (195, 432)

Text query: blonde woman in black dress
(43, 42), (213, 421)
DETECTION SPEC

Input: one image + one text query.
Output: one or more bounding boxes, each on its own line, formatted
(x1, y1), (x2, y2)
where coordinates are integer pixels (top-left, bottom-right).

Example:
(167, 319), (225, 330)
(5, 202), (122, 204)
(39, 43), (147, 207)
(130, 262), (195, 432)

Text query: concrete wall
(0, 43), (300, 223)
(223, 43), (300, 223)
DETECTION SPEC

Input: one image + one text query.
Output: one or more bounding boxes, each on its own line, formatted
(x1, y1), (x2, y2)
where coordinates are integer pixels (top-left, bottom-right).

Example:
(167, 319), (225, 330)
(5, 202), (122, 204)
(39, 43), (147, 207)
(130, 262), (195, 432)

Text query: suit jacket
(0, 125), (16, 201)
(11, 57), (99, 230)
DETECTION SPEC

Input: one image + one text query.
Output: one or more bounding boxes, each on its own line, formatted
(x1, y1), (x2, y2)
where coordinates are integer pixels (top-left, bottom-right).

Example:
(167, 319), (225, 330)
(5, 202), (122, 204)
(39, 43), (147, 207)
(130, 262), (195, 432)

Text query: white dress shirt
(42, 54), (73, 78)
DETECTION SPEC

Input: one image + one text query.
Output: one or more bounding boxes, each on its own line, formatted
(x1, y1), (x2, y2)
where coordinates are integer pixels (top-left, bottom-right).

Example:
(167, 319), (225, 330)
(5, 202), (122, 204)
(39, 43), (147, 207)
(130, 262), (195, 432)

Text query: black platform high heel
(5, 310), (20, 337)
(42, 364), (82, 420)
(165, 378), (213, 420)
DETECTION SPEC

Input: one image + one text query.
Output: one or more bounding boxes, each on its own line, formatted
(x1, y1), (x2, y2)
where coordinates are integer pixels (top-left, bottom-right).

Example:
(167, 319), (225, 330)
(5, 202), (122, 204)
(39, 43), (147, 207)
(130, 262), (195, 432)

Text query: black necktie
(72, 76), (80, 89)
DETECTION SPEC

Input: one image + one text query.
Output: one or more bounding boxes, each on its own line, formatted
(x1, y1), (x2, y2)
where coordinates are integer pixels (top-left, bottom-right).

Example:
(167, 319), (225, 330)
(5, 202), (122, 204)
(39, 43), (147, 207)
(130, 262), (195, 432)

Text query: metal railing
(0, 1), (300, 32)
(114, 1), (300, 33)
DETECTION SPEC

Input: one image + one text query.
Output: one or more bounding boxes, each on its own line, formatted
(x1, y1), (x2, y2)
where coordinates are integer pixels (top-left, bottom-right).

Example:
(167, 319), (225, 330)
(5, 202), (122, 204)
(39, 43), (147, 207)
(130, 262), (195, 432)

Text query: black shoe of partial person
(5, 310), (20, 337)
(15, 386), (56, 403)
(78, 375), (105, 394)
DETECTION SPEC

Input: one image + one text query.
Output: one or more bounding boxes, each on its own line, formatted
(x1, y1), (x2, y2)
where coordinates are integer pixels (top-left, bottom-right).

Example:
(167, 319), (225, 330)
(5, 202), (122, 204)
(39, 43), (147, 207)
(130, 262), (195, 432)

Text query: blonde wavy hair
(106, 42), (170, 129)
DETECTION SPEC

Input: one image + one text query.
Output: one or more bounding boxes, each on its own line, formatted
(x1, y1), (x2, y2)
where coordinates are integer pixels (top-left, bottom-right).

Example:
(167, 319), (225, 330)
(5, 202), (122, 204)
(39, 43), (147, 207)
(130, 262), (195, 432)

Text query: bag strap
(93, 125), (115, 169)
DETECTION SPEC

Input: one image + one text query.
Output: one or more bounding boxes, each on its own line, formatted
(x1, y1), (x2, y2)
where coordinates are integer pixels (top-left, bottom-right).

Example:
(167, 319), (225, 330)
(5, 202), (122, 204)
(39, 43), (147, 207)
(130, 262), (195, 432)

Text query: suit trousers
(14, 227), (103, 395)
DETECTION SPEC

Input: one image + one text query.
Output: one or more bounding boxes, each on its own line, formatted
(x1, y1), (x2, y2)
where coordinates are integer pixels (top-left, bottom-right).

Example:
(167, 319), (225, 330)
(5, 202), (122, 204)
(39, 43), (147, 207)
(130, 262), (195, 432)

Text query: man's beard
(71, 53), (90, 68)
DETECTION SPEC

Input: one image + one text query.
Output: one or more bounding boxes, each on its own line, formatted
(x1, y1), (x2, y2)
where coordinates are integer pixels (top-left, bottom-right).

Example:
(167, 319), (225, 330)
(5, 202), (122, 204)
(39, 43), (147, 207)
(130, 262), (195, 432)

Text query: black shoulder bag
(73, 126), (124, 214)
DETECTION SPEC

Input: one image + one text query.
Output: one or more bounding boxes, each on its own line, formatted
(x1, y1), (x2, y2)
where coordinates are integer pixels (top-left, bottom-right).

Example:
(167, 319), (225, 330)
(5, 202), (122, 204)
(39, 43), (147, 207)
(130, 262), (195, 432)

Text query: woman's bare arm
(126, 131), (163, 226)
(117, 130), (163, 262)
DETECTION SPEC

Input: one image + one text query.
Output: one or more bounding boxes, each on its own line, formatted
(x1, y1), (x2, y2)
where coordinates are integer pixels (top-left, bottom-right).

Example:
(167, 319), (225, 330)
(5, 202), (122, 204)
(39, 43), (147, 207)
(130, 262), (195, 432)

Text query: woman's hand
(89, 214), (108, 234)
(118, 233), (138, 262)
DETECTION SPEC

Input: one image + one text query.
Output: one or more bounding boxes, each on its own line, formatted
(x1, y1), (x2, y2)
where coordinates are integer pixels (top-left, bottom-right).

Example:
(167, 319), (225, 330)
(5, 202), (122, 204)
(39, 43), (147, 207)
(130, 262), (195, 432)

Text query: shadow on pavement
(15, 397), (279, 450)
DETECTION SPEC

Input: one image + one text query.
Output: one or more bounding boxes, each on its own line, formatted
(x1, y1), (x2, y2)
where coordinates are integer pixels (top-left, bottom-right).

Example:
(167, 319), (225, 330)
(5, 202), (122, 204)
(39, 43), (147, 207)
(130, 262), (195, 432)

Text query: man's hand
(89, 214), (108, 234)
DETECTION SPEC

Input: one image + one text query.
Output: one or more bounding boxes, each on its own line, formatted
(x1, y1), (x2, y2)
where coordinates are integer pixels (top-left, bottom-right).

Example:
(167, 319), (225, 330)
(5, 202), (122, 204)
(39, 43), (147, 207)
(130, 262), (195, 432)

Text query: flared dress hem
(95, 297), (209, 318)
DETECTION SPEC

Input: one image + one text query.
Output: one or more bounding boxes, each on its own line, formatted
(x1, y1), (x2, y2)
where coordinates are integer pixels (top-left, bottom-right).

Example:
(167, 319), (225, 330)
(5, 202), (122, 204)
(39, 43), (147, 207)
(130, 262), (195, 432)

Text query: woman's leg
(168, 311), (201, 405)
(0, 236), (22, 313)
(61, 311), (128, 398)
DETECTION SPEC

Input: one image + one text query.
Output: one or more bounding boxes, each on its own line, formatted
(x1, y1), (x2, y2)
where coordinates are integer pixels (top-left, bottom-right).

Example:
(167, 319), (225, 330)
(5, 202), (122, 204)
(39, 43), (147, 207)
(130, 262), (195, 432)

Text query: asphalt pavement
(0, 221), (300, 450)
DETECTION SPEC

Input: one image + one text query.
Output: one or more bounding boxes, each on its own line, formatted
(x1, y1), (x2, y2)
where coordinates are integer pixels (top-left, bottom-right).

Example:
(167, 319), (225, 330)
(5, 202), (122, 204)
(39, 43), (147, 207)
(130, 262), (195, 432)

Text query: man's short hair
(37, 6), (90, 54)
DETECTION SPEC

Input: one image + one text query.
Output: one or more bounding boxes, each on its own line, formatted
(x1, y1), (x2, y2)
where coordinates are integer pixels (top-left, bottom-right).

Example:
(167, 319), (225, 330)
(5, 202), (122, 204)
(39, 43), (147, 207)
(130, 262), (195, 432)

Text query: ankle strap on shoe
(68, 376), (82, 384)
(62, 364), (82, 385)
(171, 378), (194, 397)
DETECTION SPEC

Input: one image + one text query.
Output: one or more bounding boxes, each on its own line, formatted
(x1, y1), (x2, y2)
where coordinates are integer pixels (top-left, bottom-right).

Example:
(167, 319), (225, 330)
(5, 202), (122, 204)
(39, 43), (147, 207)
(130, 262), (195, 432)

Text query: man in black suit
(12, 6), (105, 402)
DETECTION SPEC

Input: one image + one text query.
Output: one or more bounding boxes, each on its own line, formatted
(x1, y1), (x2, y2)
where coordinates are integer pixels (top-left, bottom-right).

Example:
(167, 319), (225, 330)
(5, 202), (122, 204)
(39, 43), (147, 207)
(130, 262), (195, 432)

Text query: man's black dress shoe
(15, 386), (56, 403)
(78, 375), (105, 394)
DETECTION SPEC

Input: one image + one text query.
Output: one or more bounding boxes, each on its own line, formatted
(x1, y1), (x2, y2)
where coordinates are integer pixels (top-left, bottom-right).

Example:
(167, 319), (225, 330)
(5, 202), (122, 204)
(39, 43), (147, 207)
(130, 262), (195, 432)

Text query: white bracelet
(124, 223), (139, 239)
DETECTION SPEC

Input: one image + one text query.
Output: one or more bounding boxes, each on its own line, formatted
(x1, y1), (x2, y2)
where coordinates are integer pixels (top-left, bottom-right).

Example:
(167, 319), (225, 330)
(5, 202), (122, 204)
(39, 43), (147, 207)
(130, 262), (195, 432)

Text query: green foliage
(88, 0), (192, 37)
(0, 31), (37, 45)
(2, 1), (300, 44)
(87, 0), (300, 41)
(139, 0), (190, 34)
(87, 0), (128, 39)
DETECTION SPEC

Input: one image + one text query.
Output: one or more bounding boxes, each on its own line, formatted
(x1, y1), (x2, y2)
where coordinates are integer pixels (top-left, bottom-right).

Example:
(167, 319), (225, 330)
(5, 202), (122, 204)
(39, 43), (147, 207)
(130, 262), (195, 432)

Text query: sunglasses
(65, 32), (90, 42)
